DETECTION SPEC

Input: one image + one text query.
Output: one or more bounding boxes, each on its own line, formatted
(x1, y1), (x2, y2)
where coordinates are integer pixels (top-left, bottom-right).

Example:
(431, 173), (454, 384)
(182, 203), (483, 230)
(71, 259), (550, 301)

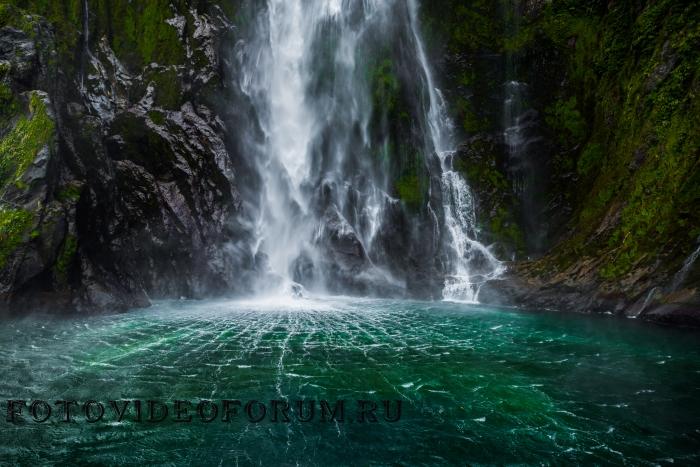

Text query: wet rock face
(0, 3), (258, 313)
(309, 205), (406, 297)
(313, 206), (371, 294)
(478, 264), (700, 329)
(0, 27), (37, 86)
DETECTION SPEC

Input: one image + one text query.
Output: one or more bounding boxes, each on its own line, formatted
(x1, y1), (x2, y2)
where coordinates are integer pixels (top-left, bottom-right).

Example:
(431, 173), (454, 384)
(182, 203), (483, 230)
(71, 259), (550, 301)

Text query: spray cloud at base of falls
(232, 0), (502, 301)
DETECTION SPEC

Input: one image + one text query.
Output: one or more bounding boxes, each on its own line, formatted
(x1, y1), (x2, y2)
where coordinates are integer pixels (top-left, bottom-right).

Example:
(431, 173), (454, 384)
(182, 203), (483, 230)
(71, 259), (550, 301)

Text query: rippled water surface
(1, 298), (699, 465)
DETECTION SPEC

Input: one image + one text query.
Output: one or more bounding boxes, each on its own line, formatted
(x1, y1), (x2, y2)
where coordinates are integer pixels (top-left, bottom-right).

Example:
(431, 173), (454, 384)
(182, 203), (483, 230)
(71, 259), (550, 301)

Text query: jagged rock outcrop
(0, 2), (256, 313)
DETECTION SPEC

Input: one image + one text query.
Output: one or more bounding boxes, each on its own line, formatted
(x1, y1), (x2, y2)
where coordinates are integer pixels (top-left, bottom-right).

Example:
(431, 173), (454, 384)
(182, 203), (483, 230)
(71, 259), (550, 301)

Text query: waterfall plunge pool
(1, 298), (699, 465)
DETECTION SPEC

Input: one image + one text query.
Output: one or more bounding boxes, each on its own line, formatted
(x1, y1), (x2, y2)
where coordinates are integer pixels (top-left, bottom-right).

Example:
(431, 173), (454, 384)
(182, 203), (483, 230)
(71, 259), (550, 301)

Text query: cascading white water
(237, 0), (393, 296)
(237, 0), (502, 300)
(240, 0), (318, 295)
(407, 0), (503, 302)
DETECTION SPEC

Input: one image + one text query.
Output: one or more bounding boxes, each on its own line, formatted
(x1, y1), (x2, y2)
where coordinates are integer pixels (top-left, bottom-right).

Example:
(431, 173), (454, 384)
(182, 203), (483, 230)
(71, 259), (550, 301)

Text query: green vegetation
(56, 182), (82, 202)
(454, 152), (507, 193)
(370, 59), (400, 115)
(54, 234), (77, 283)
(513, 0), (700, 280)
(0, 206), (33, 268)
(7, 0), (81, 67)
(453, 140), (525, 255)
(149, 68), (182, 110)
(0, 82), (20, 130)
(418, 0), (699, 276)
(5, 0), (189, 76)
(148, 110), (167, 126)
(96, 0), (186, 70)
(420, 0), (502, 54)
(365, 52), (430, 213)
(394, 173), (423, 210)
(454, 96), (490, 134)
(391, 145), (426, 212)
(576, 143), (604, 177)
(0, 91), (54, 190)
(490, 206), (525, 255)
(0, 2), (49, 33)
(544, 97), (586, 146)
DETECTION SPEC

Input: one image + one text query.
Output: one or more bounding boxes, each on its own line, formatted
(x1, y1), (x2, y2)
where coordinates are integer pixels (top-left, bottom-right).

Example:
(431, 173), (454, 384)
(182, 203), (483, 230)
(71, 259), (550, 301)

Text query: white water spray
(238, 0), (502, 301)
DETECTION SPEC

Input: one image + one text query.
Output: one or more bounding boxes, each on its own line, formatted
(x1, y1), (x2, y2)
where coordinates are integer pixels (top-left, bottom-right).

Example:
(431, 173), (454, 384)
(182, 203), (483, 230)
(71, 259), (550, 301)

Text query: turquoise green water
(0, 298), (699, 465)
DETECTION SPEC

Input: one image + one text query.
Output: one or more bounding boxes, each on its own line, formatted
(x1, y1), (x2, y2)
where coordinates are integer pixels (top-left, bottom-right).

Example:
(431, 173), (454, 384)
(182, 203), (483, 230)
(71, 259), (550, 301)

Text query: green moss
(148, 110), (166, 126)
(369, 59), (400, 115)
(0, 207), (33, 269)
(522, 0), (700, 280)
(490, 207), (525, 254)
(544, 96), (586, 146)
(600, 103), (699, 278)
(5, 0), (193, 74)
(453, 140), (524, 255)
(0, 92), (55, 189)
(421, 0), (503, 54)
(0, 3), (8, 24)
(56, 182), (82, 202)
(455, 158), (507, 192)
(395, 174), (424, 210)
(503, 25), (535, 52)
(0, 82), (21, 129)
(0, 82), (12, 101)
(0, 3), (37, 33)
(8, 0), (82, 67)
(454, 96), (489, 134)
(54, 234), (77, 283)
(149, 68), (182, 110)
(577, 143), (604, 176)
(101, 0), (186, 70)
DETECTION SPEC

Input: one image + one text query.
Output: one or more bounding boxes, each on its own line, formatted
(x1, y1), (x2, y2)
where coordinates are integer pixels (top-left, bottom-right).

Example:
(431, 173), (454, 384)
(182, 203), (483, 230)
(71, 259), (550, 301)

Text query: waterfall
(408, 0), (503, 302)
(502, 0), (544, 255)
(80, 0), (89, 91)
(80, 0), (95, 93)
(237, 0), (391, 297)
(235, 0), (501, 300)
(502, 1), (526, 188)
(503, 80), (526, 195)
(670, 238), (700, 291)
(238, 0), (318, 295)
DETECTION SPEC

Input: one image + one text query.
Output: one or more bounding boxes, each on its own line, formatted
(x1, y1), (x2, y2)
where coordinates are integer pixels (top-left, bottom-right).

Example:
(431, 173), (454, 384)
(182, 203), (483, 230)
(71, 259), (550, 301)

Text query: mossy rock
(514, 0), (700, 281)
(394, 173), (424, 211)
(54, 233), (77, 284)
(0, 91), (55, 190)
(0, 206), (33, 269)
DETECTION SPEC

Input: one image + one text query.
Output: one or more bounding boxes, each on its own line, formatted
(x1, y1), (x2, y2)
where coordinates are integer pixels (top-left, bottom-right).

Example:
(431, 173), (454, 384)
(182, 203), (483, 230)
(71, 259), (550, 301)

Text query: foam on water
(1, 299), (698, 464)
